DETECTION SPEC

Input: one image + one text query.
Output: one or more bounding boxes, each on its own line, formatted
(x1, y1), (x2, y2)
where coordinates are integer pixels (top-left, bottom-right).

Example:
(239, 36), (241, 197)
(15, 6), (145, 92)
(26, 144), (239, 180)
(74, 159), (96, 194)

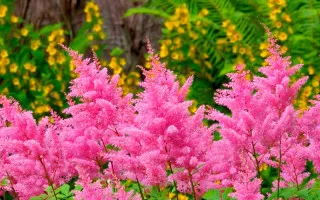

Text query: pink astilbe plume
(59, 47), (135, 179)
(0, 97), (73, 200)
(207, 28), (310, 199)
(109, 40), (213, 198)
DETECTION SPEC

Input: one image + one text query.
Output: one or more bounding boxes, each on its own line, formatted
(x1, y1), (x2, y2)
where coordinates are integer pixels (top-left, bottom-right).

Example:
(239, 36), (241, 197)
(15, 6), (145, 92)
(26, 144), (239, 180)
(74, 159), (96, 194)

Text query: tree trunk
(13, 0), (162, 70)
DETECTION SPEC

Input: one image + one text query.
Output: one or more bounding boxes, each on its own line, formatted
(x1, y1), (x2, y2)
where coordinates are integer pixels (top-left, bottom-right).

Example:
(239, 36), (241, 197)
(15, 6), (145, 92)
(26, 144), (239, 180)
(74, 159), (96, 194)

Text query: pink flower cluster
(0, 32), (320, 200)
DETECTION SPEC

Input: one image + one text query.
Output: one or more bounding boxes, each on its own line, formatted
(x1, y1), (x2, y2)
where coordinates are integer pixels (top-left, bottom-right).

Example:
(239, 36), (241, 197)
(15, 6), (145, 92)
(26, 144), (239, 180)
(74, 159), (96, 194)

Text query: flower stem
(277, 137), (282, 200)
(5, 171), (20, 200)
(188, 170), (197, 200)
(168, 161), (179, 200)
(136, 177), (145, 200)
(39, 156), (58, 200)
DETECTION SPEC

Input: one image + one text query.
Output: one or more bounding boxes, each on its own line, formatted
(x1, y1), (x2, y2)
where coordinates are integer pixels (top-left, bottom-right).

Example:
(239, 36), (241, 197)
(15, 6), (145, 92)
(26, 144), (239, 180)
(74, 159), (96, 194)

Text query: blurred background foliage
(1, 0), (320, 115)
(0, 0), (142, 118)
(126, 0), (320, 111)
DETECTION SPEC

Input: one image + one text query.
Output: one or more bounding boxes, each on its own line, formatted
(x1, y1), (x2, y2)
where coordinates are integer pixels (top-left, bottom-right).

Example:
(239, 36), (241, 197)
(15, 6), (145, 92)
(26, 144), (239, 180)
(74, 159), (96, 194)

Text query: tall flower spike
(110, 40), (213, 198)
(207, 29), (310, 199)
(59, 47), (135, 180)
(0, 97), (72, 200)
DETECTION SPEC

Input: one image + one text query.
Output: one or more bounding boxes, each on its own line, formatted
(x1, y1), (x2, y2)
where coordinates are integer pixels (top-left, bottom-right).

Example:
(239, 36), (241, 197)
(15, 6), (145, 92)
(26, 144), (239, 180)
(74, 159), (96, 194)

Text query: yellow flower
(99, 32), (106, 40)
(0, 5), (8, 18)
(12, 78), (20, 86)
(164, 21), (175, 31)
(275, 21), (282, 28)
(24, 63), (32, 70)
(11, 15), (18, 23)
(163, 39), (172, 46)
(160, 45), (168, 58)
(260, 50), (269, 58)
(46, 44), (57, 56)
(88, 34), (94, 41)
(177, 194), (188, 200)
(86, 14), (92, 22)
(50, 91), (60, 100)
(35, 105), (50, 114)
(92, 44), (99, 50)
(177, 27), (185, 34)
(29, 79), (36, 90)
(0, 50), (8, 58)
(303, 86), (312, 97)
(174, 37), (181, 45)
(30, 65), (37, 73)
(0, 66), (6, 75)
(21, 28), (29, 37)
(259, 163), (268, 171)
(168, 193), (176, 199)
(278, 32), (287, 41)
(200, 8), (209, 16)
(93, 24), (102, 32)
(188, 45), (196, 58)
(109, 57), (119, 69)
(48, 56), (56, 66)
(114, 66), (122, 74)
(31, 40), (41, 51)
(171, 52), (179, 60)
(280, 45), (288, 53)
(222, 20), (230, 28)
(239, 47), (246, 55)
(282, 13), (291, 22)
(230, 33), (242, 43)
(259, 42), (269, 50)
(312, 80), (319, 87)
(119, 58), (126, 66)
(308, 66), (315, 75)
(9, 63), (18, 73)
(189, 31), (198, 39)
(57, 53), (66, 64)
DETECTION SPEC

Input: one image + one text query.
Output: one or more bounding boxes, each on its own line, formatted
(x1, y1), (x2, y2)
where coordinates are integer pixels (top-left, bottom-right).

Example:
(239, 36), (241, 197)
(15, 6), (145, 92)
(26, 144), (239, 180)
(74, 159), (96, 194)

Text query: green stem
(136, 178), (145, 200)
(39, 157), (58, 200)
(5, 171), (20, 200)
(277, 137), (282, 200)
(167, 161), (179, 200)
(188, 170), (197, 200)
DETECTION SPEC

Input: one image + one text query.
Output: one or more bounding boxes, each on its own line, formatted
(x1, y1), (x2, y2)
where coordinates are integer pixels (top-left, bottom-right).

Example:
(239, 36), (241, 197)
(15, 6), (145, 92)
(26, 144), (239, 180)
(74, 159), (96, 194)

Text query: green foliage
(266, 179), (320, 200)
(126, 0), (320, 110)
(30, 184), (75, 200)
(202, 188), (235, 200)
(0, 0), (106, 118)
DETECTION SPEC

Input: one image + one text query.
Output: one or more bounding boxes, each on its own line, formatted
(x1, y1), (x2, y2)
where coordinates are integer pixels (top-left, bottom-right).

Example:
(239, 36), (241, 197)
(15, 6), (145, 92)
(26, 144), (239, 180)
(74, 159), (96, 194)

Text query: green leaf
(39, 23), (62, 35)
(110, 47), (125, 56)
(124, 7), (170, 19)
(60, 184), (71, 195)
(202, 189), (220, 200)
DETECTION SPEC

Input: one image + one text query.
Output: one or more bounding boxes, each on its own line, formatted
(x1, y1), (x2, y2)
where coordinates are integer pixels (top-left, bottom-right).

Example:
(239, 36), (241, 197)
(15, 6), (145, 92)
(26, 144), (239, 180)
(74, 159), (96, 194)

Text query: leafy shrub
(126, 0), (320, 110)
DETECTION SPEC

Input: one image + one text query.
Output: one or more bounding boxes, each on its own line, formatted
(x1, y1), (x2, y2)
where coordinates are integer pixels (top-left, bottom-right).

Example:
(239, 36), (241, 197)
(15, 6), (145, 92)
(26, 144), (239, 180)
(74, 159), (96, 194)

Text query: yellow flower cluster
(164, 4), (189, 31)
(108, 56), (140, 94)
(84, 1), (106, 45)
(168, 193), (189, 200)
(0, 5), (8, 19)
(0, 49), (10, 74)
(161, 4), (212, 80)
(222, 20), (242, 43)
(296, 66), (320, 111)
(267, 0), (293, 42)
(47, 29), (66, 66)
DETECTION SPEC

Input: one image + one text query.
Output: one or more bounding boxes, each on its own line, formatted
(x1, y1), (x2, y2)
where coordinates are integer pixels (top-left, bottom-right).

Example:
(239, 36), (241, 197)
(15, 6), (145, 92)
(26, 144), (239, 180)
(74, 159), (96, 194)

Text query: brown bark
(13, 0), (162, 70)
